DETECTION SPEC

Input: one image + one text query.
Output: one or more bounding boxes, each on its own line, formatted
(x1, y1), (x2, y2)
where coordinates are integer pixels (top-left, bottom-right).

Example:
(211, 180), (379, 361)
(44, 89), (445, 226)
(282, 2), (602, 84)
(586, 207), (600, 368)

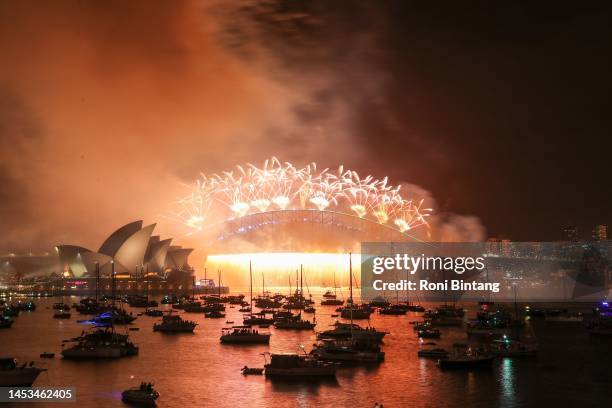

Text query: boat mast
(349, 252), (353, 337)
(111, 259), (116, 307)
(300, 264), (303, 303)
(204, 267), (207, 294)
(218, 270), (222, 299)
(95, 262), (100, 303)
(249, 260), (253, 319)
(333, 269), (337, 297)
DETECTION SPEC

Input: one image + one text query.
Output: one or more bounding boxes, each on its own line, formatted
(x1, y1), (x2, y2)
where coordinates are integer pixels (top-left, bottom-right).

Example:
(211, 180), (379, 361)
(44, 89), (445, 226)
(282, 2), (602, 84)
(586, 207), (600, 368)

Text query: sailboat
(311, 253), (384, 364)
(53, 272), (71, 319)
(221, 261), (271, 344)
(340, 255), (372, 320)
(321, 269), (344, 306)
(63, 260), (139, 359)
(205, 271), (226, 318)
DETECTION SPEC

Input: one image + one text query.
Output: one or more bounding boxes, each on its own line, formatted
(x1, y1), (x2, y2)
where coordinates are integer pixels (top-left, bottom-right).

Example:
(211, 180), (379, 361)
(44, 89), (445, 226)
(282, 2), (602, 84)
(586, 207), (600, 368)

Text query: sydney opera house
(56, 221), (193, 279)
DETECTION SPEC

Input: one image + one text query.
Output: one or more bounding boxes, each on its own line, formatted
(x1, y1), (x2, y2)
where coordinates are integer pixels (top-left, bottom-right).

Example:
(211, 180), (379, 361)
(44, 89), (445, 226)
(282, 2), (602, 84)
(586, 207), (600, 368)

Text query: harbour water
(2, 292), (610, 407)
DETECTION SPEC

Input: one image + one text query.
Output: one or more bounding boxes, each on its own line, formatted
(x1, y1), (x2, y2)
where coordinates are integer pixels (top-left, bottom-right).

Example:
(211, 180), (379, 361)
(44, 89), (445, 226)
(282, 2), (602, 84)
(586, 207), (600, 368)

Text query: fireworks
(174, 157), (432, 233)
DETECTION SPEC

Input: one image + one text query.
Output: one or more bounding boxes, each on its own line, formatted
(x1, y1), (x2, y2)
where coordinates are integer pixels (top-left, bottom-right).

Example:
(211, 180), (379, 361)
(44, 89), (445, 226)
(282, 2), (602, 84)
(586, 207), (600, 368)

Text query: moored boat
(264, 353), (336, 378)
(122, 382), (159, 407)
(0, 358), (46, 386)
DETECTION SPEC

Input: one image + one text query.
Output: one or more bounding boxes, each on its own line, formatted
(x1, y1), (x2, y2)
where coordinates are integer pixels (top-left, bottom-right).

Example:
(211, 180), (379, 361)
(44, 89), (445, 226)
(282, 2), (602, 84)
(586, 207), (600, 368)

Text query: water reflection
(499, 358), (515, 407)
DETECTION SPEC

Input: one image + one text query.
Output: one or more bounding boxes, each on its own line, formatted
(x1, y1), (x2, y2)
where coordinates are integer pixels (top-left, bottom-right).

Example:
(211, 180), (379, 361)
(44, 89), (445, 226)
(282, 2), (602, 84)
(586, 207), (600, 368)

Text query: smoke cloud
(0, 0), (485, 260)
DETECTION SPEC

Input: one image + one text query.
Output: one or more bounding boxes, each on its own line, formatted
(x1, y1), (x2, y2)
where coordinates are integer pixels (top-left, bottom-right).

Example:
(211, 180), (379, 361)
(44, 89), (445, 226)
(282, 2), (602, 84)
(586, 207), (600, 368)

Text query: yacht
(221, 260), (271, 344)
(220, 326), (271, 344)
(264, 353), (336, 378)
(437, 344), (493, 369)
(61, 327), (139, 359)
(417, 328), (441, 339)
(0, 358), (46, 386)
(379, 305), (407, 315)
(311, 338), (384, 364)
(274, 313), (316, 330)
(318, 322), (386, 342)
(153, 312), (197, 333)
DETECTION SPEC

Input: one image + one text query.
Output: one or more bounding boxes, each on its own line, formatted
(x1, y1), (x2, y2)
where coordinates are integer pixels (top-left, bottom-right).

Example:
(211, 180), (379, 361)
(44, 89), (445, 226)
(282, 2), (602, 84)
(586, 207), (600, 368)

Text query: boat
(321, 273), (344, 305)
(417, 328), (441, 339)
(40, 352), (55, 358)
(61, 327), (139, 358)
(321, 298), (344, 306)
(466, 314), (511, 336)
(426, 305), (465, 326)
(264, 353), (336, 378)
(205, 310), (226, 319)
(243, 312), (275, 325)
(405, 304), (425, 312)
(53, 302), (70, 310)
(318, 322), (386, 342)
(418, 348), (449, 359)
(90, 308), (136, 325)
(241, 366), (264, 375)
(274, 313), (316, 330)
(153, 311), (196, 333)
(311, 253), (384, 365)
(379, 305), (407, 315)
(369, 296), (390, 308)
(323, 290), (337, 299)
(53, 309), (72, 319)
(1, 305), (19, 317)
(0, 358), (46, 386)
(122, 382), (159, 407)
(220, 326), (271, 344)
(545, 312), (583, 322)
(144, 309), (164, 317)
(437, 344), (493, 369)
(340, 304), (373, 320)
(304, 306), (316, 313)
(491, 337), (538, 357)
(220, 261), (271, 344)
(17, 300), (36, 311)
(0, 316), (13, 328)
(160, 295), (177, 304)
(311, 338), (384, 364)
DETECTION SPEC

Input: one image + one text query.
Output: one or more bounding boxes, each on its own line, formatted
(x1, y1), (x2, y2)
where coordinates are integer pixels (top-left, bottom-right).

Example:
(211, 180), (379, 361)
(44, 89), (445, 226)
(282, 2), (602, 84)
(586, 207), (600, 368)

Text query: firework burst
(172, 157), (432, 233)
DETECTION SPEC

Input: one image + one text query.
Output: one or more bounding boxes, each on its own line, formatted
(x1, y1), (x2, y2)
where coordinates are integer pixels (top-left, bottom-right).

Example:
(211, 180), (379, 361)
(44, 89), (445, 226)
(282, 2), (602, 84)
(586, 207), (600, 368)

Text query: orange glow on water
(205, 252), (361, 288)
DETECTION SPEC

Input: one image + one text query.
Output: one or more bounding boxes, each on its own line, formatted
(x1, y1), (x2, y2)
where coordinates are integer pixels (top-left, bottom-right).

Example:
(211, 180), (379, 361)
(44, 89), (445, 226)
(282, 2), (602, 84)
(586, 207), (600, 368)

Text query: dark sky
(1, 0), (611, 252)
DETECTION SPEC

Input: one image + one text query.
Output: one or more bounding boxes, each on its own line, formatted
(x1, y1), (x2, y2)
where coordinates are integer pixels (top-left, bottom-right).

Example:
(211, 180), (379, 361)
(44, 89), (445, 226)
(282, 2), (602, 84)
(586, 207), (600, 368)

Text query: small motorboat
(241, 366), (264, 375)
(226, 321), (234, 324)
(129, 327), (140, 331)
(40, 352), (55, 358)
(417, 328), (441, 339)
(418, 348), (449, 359)
(437, 344), (493, 369)
(122, 382), (159, 407)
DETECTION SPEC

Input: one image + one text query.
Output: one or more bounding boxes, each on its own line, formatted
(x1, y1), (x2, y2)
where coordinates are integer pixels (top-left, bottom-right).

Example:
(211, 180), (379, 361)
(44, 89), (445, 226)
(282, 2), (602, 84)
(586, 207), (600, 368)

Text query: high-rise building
(563, 225), (578, 242)
(592, 225), (608, 242)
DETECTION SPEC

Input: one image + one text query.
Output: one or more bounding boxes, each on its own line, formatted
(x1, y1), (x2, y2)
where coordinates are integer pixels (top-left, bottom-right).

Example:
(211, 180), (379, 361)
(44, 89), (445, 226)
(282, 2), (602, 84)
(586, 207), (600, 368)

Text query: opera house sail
(56, 221), (194, 279)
